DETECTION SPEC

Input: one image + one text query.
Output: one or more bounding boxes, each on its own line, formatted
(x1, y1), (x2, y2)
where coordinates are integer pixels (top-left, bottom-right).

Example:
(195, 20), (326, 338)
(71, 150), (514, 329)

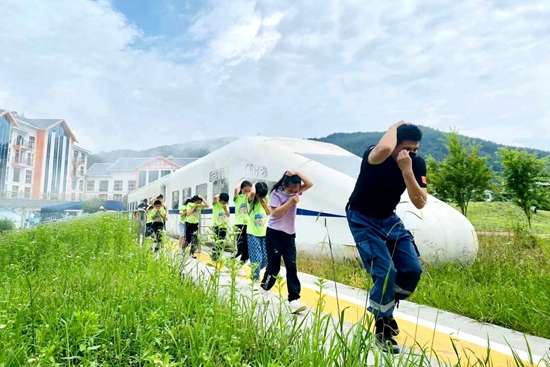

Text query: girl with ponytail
(246, 181), (270, 282)
(260, 170), (313, 314)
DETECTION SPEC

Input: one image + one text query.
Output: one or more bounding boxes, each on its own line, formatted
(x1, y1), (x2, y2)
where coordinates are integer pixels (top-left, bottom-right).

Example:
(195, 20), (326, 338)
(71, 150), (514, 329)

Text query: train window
(196, 184), (208, 201)
(182, 187), (192, 201)
(213, 179), (229, 196)
(172, 190), (180, 210)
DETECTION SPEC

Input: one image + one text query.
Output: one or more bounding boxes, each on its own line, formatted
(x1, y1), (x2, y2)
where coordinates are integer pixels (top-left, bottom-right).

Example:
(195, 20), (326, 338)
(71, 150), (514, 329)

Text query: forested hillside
(311, 126), (550, 172)
(88, 137), (239, 167)
(88, 127), (549, 172)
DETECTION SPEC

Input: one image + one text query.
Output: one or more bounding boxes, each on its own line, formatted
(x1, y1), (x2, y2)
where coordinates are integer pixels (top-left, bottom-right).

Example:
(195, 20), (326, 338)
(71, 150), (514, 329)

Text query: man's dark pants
(346, 208), (423, 318)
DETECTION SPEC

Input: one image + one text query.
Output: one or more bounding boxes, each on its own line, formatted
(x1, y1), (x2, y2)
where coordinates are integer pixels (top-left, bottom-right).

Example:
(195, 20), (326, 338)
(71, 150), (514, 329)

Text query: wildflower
(154, 359), (162, 365)
(0, 324), (6, 329)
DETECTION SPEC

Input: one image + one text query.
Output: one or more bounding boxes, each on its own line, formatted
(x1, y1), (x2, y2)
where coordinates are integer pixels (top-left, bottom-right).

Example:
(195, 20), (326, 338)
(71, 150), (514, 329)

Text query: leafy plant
(82, 197), (103, 213)
(0, 218), (15, 232)
(426, 129), (494, 216)
(498, 147), (550, 229)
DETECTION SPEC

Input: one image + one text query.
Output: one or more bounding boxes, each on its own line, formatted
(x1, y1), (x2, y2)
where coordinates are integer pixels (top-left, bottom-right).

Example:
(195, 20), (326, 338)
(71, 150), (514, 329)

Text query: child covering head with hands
(260, 170), (313, 314)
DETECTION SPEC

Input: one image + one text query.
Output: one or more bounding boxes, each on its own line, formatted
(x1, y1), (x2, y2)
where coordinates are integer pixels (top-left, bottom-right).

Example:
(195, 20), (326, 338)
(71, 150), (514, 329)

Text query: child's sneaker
(237, 268), (247, 277)
(288, 300), (307, 314)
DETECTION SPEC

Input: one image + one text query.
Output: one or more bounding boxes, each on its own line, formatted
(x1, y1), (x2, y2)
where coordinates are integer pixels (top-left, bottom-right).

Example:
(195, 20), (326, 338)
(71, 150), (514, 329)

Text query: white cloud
(0, 0), (549, 152)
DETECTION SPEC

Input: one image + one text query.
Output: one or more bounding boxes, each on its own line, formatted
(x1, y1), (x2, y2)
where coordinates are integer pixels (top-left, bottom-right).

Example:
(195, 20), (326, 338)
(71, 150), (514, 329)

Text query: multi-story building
(85, 156), (197, 201)
(0, 108), (90, 200)
(70, 146), (91, 200)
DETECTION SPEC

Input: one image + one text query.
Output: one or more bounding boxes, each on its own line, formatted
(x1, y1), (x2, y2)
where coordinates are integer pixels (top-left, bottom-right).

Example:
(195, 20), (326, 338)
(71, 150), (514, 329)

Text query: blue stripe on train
(167, 208), (345, 218)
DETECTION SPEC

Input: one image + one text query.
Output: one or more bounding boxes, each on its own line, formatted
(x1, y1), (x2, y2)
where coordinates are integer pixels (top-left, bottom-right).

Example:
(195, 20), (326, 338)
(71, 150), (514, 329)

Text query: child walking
(260, 170), (313, 314)
(246, 182), (270, 283)
(233, 180), (252, 276)
(147, 199), (167, 252)
(184, 195), (209, 258)
(211, 193), (230, 262)
(178, 197), (192, 252)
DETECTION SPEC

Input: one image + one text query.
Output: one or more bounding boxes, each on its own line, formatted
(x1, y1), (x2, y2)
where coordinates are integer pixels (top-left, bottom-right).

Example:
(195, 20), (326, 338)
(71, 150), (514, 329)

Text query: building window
(25, 171), (32, 184)
(86, 180), (95, 191)
(114, 180), (123, 192)
(24, 187), (31, 198)
(78, 180), (83, 191)
(148, 170), (159, 183)
(172, 190), (180, 210)
(11, 185), (19, 194)
(161, 170), (171, 177)
(138, 171), (147, 188)
(213, 179), (229, 196)
(196, 183), (208, 201)
(29, 136), (35, 149)
(182, 187), (192, 201)
(42, 123), (71, 195)
(78, 165), (85, 176)
(128, 180), (136, 191)
(113, 194), (123, 201)
(72, 179), (77, 190)
(99, 180), (109, 192)
(13, 168), (21, 183)
(99, 194), (108, 200)
(0, 115), (11, 192)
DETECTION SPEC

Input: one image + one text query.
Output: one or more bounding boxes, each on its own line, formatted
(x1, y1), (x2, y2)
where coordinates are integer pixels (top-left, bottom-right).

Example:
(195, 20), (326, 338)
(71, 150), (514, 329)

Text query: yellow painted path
(178, 247), (546, 367)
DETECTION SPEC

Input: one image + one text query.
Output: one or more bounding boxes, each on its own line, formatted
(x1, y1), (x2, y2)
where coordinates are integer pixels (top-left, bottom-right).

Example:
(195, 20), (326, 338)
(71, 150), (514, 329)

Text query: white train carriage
(127, 136), (479, 264)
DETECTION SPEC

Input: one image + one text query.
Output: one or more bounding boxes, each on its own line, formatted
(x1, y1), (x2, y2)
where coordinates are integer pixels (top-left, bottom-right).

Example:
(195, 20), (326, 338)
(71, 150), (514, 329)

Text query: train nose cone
(397, 193), (478, 266)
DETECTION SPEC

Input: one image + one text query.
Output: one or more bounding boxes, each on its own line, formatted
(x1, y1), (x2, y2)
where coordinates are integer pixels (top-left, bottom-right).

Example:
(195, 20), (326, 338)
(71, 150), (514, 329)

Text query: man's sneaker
(375, 317), (400, 354)
(388, 315), (400, 336)
(288, 300), (307, 314)
(237, 268), (247, 277)
(191, 254), (197, 259)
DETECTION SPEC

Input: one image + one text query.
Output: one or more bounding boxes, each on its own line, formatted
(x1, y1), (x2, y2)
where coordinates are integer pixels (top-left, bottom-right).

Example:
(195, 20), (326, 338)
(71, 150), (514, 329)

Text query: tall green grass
(298, 222), (550, 340)
(1, 214), (548, 366)
(0, 214), (417, 366)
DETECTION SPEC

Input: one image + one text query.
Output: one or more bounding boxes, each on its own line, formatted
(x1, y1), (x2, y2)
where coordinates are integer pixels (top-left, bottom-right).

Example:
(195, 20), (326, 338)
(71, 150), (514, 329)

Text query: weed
(1, 214), (548, 366)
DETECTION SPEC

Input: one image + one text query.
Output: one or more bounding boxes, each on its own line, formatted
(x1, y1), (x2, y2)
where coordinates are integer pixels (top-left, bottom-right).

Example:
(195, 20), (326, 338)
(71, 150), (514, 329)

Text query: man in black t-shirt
(346, 121), (427, 354)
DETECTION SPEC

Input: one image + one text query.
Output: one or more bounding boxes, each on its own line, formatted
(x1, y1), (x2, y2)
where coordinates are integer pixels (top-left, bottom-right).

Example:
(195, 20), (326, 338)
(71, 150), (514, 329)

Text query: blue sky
(1, 0), (549, 152)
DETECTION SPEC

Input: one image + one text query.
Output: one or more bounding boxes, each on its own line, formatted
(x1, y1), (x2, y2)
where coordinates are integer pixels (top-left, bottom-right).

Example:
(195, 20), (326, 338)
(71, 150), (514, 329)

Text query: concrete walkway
(163, 244), (550, 367)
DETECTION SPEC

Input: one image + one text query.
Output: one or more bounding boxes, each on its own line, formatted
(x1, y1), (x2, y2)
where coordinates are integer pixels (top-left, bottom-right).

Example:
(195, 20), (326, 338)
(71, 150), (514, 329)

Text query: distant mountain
(88, 128), (550, 173)
(311, 126), (550, 172)
(88, 137), (239, 167)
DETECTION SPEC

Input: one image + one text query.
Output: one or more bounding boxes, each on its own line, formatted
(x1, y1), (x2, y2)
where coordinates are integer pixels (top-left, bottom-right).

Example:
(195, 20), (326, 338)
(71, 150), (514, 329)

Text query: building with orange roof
(0, 108), (89, 201)
(85, 156), (197, 201)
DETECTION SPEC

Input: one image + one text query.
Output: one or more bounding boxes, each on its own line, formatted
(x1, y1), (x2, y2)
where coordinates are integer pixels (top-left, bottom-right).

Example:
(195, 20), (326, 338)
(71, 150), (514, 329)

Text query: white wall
(85, 170), (137, 200)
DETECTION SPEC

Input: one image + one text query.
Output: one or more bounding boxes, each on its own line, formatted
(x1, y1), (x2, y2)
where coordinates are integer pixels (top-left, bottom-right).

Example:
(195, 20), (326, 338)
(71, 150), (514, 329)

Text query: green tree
(82, 198), (103, 214)
(426, 130), (494, 216)
(0, 218), (15, 232)
(498, 148), (550, 229)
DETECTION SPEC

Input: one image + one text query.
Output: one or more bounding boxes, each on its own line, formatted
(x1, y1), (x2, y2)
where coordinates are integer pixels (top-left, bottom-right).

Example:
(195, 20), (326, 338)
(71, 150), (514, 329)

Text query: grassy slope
(458, 202), (550, 233)
(3, 215), (449, 366)
(0, 216), (313, 365)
